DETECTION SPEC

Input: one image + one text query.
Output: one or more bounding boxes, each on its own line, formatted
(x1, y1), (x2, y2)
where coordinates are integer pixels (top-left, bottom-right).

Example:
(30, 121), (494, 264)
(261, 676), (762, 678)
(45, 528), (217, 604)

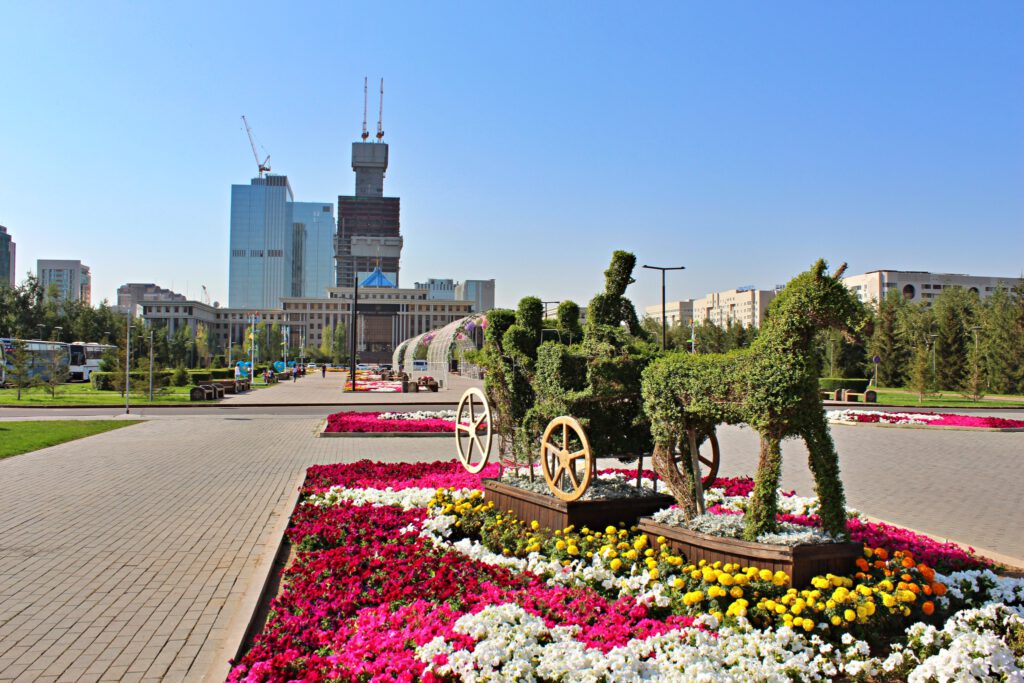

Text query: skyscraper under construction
(335, 79), (403, 288)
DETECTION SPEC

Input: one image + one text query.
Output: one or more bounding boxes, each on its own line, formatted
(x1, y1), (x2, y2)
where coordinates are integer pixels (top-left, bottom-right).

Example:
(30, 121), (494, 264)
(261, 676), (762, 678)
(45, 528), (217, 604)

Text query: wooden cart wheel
(454, 388), (492, 473)
(540, 416), (593, 502)
(671, 430), (721, 488)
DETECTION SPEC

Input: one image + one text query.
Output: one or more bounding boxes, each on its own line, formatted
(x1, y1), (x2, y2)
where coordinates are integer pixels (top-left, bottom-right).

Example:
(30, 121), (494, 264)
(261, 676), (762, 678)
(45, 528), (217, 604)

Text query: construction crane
(201, 285), (211, 306)
(376, 78), (385, 141)
(241, 115), (271, 177)
(361, 77), (369, 141)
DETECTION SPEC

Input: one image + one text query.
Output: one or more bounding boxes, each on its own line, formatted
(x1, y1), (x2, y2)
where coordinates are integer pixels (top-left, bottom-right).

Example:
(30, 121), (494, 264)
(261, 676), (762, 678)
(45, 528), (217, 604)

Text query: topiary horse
(642, 260), (869, 540)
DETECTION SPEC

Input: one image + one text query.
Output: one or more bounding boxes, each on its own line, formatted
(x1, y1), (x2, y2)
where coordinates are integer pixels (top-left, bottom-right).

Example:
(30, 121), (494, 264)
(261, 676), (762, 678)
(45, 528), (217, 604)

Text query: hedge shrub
(91, 370), (174, 391)
(818, 377), (870, 392)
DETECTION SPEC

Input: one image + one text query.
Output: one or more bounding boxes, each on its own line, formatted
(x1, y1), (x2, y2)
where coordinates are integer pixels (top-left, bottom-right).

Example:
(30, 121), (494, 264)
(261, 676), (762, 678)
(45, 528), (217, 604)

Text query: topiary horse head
(641, 260), (869, 540)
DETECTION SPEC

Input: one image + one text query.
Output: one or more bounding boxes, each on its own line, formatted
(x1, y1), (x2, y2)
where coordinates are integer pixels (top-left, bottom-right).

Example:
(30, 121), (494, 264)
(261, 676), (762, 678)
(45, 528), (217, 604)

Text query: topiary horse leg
(745, 435), (782, 541)
(653, 438), (697, 518)
(804, 417), (849, 539)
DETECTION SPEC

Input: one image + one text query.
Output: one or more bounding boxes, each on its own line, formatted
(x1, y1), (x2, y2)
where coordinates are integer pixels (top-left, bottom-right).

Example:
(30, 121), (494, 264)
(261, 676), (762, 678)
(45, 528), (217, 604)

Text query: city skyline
(1, 2), (1022, 310)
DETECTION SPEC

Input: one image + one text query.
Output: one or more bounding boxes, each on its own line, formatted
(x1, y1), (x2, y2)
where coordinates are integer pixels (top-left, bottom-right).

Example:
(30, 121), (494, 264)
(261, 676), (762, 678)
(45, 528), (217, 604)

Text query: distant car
(306, 363), (317, 370)
(412, 360), (428, 372)
(356, 363), (371, 371)
(379, 363), (392, 371)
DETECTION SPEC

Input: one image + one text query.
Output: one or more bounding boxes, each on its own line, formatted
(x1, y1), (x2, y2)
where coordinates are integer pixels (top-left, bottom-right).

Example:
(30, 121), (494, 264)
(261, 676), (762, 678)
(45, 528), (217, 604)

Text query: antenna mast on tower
(361, 77), (369, 141)
(376, 78), (384, 141)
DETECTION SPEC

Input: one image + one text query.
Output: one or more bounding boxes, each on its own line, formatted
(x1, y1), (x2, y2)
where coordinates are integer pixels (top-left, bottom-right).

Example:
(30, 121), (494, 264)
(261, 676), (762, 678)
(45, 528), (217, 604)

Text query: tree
(320, 323), (333, 359)
(41, 346), (69, 398)
(908, 341), (934, 403)
(961, 330), (985, 402)
(195, 323), (210, 369)
(5, 340), (36, 400)
(867, 290), (910, 387)
(693, 320), (725, 354)
(169, 324), (191, 368)
(931, 287), (975, 391)
(332, 322), (347, 365)
(267, 322), (283, 362)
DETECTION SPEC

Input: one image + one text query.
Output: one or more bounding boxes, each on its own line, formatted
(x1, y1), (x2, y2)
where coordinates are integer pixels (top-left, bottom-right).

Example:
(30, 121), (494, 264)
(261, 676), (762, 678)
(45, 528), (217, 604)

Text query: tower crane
(376, 78), (385, 141)
(241, 115), (271, 177)
(361, 77), (369, 141)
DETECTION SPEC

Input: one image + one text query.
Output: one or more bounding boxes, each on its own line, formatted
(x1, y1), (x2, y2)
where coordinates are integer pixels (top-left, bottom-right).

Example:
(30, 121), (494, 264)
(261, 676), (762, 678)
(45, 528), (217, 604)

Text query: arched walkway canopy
(425, 314), (485, 388)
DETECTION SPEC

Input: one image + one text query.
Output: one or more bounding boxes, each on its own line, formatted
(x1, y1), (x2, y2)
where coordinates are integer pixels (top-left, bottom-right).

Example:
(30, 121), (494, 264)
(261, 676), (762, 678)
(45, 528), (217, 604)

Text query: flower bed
(229, 461), (1023, 682)
(828, 409), (1024, 430)
(341, 379), (404, 393)
(324, 411), (457, 434)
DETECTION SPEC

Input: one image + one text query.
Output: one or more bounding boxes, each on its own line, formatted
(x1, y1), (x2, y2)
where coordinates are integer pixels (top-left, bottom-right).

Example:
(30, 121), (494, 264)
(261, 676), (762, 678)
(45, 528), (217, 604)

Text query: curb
(0, 400), (461, 409)
(829, 421), (1024, 433)
(823, 401), (1024, 412)
(860, 513), (1024, 573)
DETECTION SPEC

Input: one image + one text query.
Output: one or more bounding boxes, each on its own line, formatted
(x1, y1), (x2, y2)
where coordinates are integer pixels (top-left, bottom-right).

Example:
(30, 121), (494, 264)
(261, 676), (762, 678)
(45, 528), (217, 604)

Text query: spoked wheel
(671, 429), (721, 488)
(540, 416), (593, 502)
(454, 388), (492, 473)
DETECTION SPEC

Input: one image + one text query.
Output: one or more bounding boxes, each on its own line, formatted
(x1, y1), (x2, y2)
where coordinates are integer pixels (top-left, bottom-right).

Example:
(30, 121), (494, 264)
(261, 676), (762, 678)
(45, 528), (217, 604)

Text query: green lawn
(0, 420), (143, 459)
(0, 381), (275, 406)
(873, 388), (1024, 409)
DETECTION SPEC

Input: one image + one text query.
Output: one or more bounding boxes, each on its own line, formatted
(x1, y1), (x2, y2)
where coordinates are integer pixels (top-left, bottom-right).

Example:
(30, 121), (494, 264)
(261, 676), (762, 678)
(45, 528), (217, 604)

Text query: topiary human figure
(642, 261), (869, 540)
(586, 250), (648, 339)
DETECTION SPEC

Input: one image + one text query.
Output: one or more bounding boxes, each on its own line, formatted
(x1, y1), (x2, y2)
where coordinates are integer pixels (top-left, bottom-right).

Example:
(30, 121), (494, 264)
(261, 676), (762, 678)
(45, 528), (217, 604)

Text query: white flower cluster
(880, 603), (1024, 682)
(376, 410), (457, 421)
(827, 409), (942, 426)
(304, 485), (474, 510)
(938, 569), (1024, 612)
(650, 509), (839, 546)
(416, 603), (877, 682)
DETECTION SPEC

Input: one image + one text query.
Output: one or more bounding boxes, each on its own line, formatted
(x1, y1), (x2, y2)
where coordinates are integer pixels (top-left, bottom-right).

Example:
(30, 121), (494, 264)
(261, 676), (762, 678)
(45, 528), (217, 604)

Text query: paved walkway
(0, 416), (453, 682)
(220, 371), (483, 406)
(1, 403), (1022, 682)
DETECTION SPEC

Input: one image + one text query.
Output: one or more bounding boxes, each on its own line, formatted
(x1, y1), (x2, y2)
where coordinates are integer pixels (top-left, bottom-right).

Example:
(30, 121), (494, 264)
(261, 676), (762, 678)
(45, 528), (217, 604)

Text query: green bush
(818, 377), (870, 392)
(91, 370), (173, 391)
(208, 368), (234, 380)
(172, 367), (189, 386)
(187, 370), (212, 383)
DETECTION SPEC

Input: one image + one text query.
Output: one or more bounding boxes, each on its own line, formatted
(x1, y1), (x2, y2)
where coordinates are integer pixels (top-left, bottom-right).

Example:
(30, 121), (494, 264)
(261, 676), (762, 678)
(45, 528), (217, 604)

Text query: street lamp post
(37, 323), (45, 340)
(642, 264), (686, 351)
(149, 329), (155, 402)
(349, 278), (359, 392)
(125, 316), (133, 415)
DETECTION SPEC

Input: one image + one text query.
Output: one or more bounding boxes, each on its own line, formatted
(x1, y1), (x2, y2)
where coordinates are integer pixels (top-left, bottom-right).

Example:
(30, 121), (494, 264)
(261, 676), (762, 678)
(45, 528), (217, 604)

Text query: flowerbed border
(832, 420), (1024, 433)
(317, 420), (450, 438)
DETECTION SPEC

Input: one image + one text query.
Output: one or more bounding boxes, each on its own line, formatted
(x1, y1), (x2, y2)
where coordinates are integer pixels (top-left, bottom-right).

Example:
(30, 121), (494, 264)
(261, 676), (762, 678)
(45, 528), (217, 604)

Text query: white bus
(0, 338), (71, 386)
(69, 342), (116, 382)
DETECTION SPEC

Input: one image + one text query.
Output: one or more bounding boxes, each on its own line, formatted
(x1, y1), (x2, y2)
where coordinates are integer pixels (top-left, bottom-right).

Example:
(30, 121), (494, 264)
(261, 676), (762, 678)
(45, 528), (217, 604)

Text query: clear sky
(1, 2), (1022, 310)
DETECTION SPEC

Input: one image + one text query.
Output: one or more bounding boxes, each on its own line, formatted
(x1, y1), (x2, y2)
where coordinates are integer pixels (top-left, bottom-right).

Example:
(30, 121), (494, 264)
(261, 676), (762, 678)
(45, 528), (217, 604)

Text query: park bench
(190, 385), (215, 401)
(843, 390), (877, 403)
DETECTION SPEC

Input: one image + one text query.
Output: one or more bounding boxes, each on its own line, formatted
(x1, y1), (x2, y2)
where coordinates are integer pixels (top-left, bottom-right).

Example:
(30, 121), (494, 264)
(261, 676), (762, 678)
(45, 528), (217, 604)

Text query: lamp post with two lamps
(641, 264), (686, 351)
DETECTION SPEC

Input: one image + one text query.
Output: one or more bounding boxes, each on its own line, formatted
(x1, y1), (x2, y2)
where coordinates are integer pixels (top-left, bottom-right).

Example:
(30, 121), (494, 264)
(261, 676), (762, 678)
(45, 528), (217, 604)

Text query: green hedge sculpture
(642, 261), (869, 540)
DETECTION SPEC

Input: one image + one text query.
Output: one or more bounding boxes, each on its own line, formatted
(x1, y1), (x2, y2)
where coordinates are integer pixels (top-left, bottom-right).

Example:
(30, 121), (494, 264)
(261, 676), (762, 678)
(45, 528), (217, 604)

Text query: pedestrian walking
(292, 367), (298, 382)
(321, 365), (326, 378)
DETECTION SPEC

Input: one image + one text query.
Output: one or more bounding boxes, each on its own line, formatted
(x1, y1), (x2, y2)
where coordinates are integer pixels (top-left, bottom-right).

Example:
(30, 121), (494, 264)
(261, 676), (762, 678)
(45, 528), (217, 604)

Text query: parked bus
(0, 338), (71, 386)
(69, 342), (116, 382)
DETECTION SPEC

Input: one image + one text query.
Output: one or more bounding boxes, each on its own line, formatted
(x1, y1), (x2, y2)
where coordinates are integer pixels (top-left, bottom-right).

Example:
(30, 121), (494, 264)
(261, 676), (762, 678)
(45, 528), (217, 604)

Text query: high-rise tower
(335, 79), (403, 288)
(0, 225), (14, 288)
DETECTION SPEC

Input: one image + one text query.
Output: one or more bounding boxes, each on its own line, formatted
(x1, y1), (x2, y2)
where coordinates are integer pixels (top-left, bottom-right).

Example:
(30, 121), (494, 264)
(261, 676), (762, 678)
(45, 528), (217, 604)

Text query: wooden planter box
(638, 517), (861, 588)
(484, 479), (675, 531)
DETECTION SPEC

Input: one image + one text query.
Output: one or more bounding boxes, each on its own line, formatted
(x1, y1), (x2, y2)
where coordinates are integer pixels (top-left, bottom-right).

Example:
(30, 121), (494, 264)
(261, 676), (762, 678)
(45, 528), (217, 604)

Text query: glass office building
(228, 176), (294, 309)
(290, 202), (335, 298)
(0, 226), (14, 287)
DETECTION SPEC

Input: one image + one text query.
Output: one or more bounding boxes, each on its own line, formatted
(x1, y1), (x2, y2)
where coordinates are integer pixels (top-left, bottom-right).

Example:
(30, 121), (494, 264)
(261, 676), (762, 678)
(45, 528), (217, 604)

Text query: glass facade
(0, 226), (13, 287)
(228, 176), (294, 309)
(290, 202), (335, 298)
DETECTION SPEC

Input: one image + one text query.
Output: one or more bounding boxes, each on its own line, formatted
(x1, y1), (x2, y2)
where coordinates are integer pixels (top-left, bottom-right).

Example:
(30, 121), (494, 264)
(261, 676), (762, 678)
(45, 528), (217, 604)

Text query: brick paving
(0, 415), (454, 682)
(220, 371), (483, 406)
(1, 404), (1022, 682)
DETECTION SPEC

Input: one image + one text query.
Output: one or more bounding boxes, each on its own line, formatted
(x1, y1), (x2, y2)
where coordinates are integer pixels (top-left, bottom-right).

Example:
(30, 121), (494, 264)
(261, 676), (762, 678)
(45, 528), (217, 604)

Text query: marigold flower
(922, 600), (935, 615)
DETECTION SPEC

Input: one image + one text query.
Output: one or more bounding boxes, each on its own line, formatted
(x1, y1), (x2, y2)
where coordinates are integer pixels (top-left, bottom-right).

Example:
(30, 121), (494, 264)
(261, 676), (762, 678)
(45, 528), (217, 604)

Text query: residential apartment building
(643, 300), (694, 327)
(841, 270), (1020, 306)
(0, 225), (14, 287)
(692, 287), (777, 328)
(37, 259), (91, 304)
(116, 283), (187, 315)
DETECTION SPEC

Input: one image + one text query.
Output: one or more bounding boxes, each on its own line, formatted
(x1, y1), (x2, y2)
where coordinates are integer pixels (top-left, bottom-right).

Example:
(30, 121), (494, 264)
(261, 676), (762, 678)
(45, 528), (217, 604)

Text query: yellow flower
(673, 577), (684, 589)
(758, 569), (774, 582)
(605, 526), (617, 535)
(730, 586), (744, 599)
(649, 568), (659, 580)
(830, 615), (842, 626)
(555, 540), (567, 551)
(802, 619), (815, 632)
(718, 574), (734, 587)
(610, 558), (623, 571)
(567, 545), (579, 556)
(530, 520), (539, 531)
(844, 609), (856, 622)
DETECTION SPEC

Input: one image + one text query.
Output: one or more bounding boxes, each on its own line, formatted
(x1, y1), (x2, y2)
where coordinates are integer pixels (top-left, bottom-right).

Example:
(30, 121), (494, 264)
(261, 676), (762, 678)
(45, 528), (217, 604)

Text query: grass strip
(0, 420), (143, 460)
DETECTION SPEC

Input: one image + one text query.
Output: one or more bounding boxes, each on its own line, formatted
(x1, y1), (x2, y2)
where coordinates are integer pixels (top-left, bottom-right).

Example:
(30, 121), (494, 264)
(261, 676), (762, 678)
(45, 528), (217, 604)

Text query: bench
(843, 390), (877, 403)
(190, 385), (215, 401)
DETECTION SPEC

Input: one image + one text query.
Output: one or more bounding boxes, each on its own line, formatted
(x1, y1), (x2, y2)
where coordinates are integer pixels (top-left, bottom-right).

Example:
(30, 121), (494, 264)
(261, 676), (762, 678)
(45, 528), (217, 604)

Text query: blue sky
(1, 2), (1022, 309)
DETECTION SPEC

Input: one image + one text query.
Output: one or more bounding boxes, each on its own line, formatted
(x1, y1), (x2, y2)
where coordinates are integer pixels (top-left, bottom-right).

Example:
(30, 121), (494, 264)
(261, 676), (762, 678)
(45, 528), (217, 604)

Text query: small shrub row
(819, 377), (870, 392)
(91, 370), (175, 391)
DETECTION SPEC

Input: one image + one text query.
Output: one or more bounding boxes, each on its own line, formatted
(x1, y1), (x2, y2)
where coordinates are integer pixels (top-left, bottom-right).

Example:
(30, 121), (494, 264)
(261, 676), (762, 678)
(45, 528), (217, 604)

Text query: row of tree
(643, 281), (1024, 395)
(1, 275), (353, 371)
